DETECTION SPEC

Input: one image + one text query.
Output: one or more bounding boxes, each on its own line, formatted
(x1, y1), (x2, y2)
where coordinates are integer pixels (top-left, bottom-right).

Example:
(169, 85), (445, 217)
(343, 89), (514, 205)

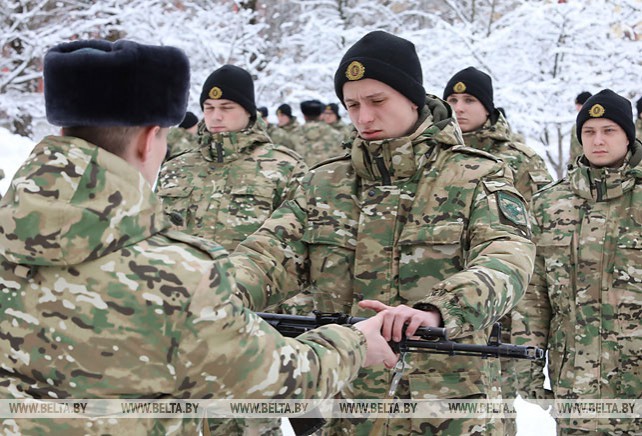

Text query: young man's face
(322, 108), (338, 124)
(581, 118), (629, 168)
(446, 93), (488, 133)
(203, 99), (250, 133)
(343, 78), (419, 141)
(277, 112), (290, 127)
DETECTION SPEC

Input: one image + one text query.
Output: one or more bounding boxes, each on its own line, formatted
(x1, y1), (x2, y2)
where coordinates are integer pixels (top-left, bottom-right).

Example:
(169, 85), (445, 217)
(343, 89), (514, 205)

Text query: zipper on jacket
(595, 178), (605, 202)
(374, 155), (391, 185)
(215, 142), (224, 163)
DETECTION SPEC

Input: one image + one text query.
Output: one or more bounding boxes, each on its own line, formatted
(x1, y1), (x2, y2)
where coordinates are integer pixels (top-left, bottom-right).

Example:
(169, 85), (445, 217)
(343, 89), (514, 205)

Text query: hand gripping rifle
(258, 311), (544, 360)
(258, 311), (544, 436)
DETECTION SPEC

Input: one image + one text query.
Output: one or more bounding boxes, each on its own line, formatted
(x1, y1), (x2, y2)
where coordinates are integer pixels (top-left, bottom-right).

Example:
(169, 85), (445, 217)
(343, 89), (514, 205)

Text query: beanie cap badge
(208, 86), (223, 100)
(453, 82), (467, 93)
(345, 61), (365, 81)
(589, 103), (605, 118)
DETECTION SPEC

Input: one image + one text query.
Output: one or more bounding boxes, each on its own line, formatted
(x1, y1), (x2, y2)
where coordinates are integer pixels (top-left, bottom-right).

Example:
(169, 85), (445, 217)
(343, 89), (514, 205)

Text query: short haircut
(62, 126), (145, 157)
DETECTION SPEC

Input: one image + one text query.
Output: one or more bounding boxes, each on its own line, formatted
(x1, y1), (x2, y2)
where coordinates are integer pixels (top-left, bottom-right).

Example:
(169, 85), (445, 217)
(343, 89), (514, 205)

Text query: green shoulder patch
(497, 191), (528, 227)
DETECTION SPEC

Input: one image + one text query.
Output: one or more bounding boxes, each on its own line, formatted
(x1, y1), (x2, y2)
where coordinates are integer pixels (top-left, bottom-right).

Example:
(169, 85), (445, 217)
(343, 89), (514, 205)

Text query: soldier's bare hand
(358, 300), (442, 342)
(353, 312), (398, 369)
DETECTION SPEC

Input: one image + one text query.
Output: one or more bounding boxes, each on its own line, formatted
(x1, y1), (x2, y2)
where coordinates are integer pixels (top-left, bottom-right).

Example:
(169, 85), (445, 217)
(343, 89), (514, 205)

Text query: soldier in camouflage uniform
(157, 65), (310, 434)
(444, 66), (552, 435)
(635, 97), (642, 141)
(258, 105), (279, 138)
(164, 110), (199, 161)
(0, 39), (399, 435)
(568, 92), (593, 168)
(158, 65), (307, 252)
(270, 103), (302, 151)
(295, 99), (345, 166)
(231, 31), (536, 436)
(512, 89), (642, 434)
(323, 102), (354, 142)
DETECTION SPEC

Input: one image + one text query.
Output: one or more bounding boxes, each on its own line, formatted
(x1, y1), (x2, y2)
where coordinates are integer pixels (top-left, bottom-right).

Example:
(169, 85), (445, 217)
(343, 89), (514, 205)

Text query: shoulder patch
(507, 140), (537, 158)
(162, 229), (229, 261)
(450, 144), (499, 162)
(497, 191), (528, 227)
(271, 143), (305, 162)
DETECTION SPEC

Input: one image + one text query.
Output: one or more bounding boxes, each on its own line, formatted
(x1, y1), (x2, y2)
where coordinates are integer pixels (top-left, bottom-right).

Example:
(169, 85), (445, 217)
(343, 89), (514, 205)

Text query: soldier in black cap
(157, 66), (311, 436)
(295, 99), (344, 166)
(270, 103), (302, 151)
(443, 67), (551, 431)
(165, 111), (200, 161)
(322, 102), (353, 142)
(568, 91), (593, 166)
(512, 89), (642, 435)
(231, 30), (536, 436)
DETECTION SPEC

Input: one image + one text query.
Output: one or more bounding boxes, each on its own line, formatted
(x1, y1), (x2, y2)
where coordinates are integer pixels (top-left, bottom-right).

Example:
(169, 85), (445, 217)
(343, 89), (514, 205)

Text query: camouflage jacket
(157, 119), (307, 252)
(0, 136), (367, 435)
(165, 126), (198, 161)
(636, 118), (642, 141)
(295, 120), (346, 167)
(463, 112), (553, 204)
(270, 118), (301, 151)
(231, 96), (535, 428)
(512, 141), (642, 433)
(328, 119), (354, 142)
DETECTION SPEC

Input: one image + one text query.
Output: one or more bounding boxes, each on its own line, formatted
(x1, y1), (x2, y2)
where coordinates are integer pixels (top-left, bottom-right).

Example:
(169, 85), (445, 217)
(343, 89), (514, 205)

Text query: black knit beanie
(443, 67), (494, 114)
(334, 31), (425, 108)
(576, 89), (635, 147)
(258, 106), (268, 118)
(44, 39), (189, 127)
(326, 103), (340, 118)
(575, 91), (592, 105)
(178, 111), (198, 129)
(277, 104), (292, 118)
(199, 65), (256, 117)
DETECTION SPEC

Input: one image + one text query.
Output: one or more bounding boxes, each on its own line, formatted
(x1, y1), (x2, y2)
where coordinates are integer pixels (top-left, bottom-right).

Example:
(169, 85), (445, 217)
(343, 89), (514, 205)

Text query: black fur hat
(576, 89), (635, 147)
(334, 31), (425, 109)
(300, 100), (324, 117)
(44, 39), (190, 127)
(443, 66), (494, 115)
(199, 65), (256, 117)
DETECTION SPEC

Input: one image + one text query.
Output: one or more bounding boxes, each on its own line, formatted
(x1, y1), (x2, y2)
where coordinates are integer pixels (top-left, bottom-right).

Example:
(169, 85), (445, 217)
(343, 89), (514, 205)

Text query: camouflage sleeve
(279, 156), (308, 204)
(514, 155), (553, 204)
(414, 165), (536, 339)
(511, 206), (552, 400)
(176, 256), (366, 399)
(230, 186), (310, 311)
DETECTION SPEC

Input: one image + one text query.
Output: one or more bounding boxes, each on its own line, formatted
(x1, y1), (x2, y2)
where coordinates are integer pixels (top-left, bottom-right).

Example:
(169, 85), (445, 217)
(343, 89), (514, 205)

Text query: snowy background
(1, 0), (640, 433)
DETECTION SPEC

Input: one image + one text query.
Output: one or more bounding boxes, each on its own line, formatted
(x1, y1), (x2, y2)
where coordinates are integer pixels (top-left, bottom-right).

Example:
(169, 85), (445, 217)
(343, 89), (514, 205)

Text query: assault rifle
(259, 311), (543, 436)
(258, 311), (544, 360)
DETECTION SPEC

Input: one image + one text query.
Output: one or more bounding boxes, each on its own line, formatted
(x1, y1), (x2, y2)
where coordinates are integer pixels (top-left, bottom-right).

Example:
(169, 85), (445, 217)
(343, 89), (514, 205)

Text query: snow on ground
(0, 128), (556, 434)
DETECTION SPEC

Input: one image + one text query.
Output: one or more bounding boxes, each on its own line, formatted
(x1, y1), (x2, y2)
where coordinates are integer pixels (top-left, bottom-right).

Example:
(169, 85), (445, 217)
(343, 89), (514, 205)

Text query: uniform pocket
(157, 186), (194, 227)
(226, 184), (275, 240)
(302, 223), (356, 312)
(397, 223), (464, 303)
